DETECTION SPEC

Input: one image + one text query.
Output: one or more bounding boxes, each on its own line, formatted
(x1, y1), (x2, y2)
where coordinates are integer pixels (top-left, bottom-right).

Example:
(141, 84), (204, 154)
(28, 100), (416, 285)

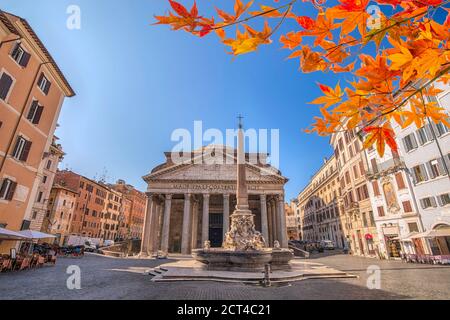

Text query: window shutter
(19, 140), (32, 162)
(32, 105), (44, 124)
(19, 51), (31, 68)
(44, 80), (51, 95)
(419, 199), (425, 209)
(38, 73), (44, 87)
(425, 125), (435, 142)
(430, 197), (437, 207)
(426, 161), (435, 179)
(402, 138), (408, 152)
(12, 136), (21, 157)
(6, 181), (17, 201)
(437, 195), (443, 206)
(0, 179), (8, 198)
(412, 134), (418, 149)
(27, 100), (38, 120)
(0, 73), (13, 100)
(420, 164), (428, 181)
(395, 172), (406, 189)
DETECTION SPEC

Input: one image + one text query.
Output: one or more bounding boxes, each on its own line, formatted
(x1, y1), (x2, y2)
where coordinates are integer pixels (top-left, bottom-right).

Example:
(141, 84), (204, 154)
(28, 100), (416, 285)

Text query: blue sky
(1, 0), (349, 200)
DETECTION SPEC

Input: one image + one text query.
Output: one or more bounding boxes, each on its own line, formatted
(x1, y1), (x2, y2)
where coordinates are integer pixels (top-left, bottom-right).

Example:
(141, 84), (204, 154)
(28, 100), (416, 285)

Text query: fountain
(192, 118), (293, 272)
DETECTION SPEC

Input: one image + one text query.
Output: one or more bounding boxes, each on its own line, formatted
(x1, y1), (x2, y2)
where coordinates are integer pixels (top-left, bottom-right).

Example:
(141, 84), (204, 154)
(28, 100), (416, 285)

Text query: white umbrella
(17, 229), (56, 239)
(0, 227), (30, 240)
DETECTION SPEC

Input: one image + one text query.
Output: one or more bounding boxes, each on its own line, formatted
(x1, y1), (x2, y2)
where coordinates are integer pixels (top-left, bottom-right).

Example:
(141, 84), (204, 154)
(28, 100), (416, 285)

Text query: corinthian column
(260, 194), (269, 246)
(181, 193), (191, 254)
(278, 194), (288, 248)
(140, 194), (153, 256)
(202, 193), (210, 244)
(160, 194), (172, 254)
(223, 194), (230, 239)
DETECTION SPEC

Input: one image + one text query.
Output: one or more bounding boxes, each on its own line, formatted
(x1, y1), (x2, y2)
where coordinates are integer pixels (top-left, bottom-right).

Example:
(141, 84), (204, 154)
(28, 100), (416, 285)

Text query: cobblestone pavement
(1, 252), (449, 300)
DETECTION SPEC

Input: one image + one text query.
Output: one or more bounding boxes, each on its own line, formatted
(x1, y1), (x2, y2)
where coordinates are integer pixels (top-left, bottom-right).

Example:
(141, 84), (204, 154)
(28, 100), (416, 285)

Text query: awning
(365, 233), (373, 240)
(17, 230), (56, 239)
(0, 227), (30, 240)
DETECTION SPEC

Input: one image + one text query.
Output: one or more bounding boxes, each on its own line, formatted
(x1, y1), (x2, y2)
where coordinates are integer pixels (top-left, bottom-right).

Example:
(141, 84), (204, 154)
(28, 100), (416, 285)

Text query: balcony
(366, 157), (406, 178)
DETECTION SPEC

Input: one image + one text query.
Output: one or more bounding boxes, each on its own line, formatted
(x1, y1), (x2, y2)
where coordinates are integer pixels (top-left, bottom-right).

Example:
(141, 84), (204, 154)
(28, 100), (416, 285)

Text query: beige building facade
(295, 155), (346, 248)
(332, 129), (380, 257)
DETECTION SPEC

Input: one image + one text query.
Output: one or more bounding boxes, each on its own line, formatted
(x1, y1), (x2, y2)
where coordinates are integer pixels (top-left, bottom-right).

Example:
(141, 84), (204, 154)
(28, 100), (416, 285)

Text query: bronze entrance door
(209, 213), (223, 248)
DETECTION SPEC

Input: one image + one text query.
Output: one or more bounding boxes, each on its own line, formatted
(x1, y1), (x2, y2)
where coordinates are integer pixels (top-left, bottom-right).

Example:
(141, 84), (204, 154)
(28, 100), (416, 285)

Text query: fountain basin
(192, 248), (293, 272)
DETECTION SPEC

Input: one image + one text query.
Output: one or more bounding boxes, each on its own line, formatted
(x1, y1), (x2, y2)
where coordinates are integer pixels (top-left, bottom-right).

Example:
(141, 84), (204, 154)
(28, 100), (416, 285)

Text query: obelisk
(223, 116), (265, 250)
(235, 115), (250, 213)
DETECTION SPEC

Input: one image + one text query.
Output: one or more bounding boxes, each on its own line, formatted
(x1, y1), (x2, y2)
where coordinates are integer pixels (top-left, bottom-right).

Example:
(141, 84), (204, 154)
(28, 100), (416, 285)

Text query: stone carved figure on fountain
(203, 240), (211, 250)
(223, 213), (266, 251)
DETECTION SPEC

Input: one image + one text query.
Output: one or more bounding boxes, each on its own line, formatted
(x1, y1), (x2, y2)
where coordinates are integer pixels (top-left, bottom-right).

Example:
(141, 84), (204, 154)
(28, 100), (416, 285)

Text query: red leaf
(199, 24), (213, 37)
(169, 0), (190, 18)
(296, 16), (315, 30)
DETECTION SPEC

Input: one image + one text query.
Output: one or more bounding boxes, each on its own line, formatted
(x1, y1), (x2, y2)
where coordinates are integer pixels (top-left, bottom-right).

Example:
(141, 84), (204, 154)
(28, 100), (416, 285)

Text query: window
(10, 43), (31, 67)
(12, 136), (32, 162)
(37, 73), (51, 95)
(0, 72), (13, 101)
(353, 165), (359, 179)
(435, 122), (449, 136)
(395, 172), (406, 190)
(403, 133), (418, 152)
(26, 100), (44, 125)
(345, 171), (351, 184)
(416, 125), (434, 145)
(412, 164), (428, 184)
(42, 176), (47, 184)
(402, 201), (413, 213)
(359, 161), (365, 176)
(32, 211), (37, 219)
(408, 222), (419, 233)
(354, 140), (360, 153)
(372, 181), (381, 196)
(426, 158), (446, 179)
(371, 158), (378, 174)
(420, 197), (437, 209)
(37, 191), (43, 203)
(437, 193), (450, 206)
(0, 178), (17, 200)
(46, 160), (52, 170)
(377, 206), (385, 217)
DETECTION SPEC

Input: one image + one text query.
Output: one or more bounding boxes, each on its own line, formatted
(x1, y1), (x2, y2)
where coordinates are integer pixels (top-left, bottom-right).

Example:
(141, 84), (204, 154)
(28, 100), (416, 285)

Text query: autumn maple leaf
(310, 82), (344, 108)
(363, 124), (398, 157)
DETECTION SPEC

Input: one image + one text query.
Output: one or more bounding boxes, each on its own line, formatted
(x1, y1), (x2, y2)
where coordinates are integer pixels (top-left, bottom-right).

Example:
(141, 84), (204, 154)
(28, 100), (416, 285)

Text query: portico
(140, 146), (288, 255)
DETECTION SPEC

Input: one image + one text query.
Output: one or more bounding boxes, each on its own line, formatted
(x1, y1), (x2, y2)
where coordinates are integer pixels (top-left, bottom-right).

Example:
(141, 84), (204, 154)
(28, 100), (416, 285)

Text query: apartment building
(295, 155), (346, 248)
(101, 187), (122, 241)
(29, 136), (64, 231)
(364, 142), (423, 259)
(331, 129), (380, 257)
(43, 183), (77, 245)
(110, 180), (146, 239)
(0, 11), (74, 253)
(392, 82), (450, 256)
(54, 170), (107, 239)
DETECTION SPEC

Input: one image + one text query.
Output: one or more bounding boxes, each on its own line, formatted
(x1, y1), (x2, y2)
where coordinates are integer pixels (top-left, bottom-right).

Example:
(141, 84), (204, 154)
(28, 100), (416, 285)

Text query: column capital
(165, 194), (173, 200)
(184, 193), (191, 199)
(203, 193), (210, 199)
(223, 193), (230, 199)
(260, 194), (267, 203)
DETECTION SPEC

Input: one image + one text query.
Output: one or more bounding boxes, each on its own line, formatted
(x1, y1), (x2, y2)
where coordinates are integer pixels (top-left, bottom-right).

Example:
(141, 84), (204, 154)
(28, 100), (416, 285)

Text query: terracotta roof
(0, 10), (75, 97)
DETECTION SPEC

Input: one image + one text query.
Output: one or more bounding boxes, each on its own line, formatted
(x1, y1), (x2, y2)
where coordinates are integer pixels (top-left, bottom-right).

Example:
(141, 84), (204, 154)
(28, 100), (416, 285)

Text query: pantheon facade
(140, 146), (289, 255)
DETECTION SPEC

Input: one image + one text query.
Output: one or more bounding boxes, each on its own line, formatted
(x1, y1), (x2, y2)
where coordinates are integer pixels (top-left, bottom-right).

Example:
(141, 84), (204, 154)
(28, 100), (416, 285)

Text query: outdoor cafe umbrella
(0, 227), (30, 241)
(17, 230), (56, 239)
(17, 230), (56, 255)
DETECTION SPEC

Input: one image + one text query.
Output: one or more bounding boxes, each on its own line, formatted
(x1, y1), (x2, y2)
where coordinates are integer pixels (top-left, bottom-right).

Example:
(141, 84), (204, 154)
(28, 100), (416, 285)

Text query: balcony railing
(367, 157), (406, 177)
